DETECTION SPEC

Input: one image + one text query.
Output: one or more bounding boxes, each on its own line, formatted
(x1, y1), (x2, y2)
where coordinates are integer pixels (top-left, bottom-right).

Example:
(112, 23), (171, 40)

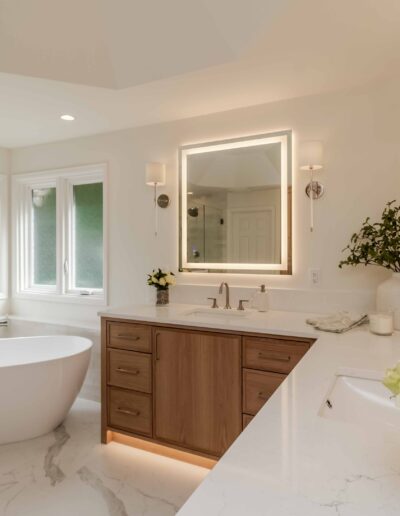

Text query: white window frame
(13, 164), (107, 304)
(0, 174), (8, 299)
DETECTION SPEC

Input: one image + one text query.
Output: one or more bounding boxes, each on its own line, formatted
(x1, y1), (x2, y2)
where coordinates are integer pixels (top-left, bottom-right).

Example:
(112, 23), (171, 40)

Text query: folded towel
(306, 312), (368, 333)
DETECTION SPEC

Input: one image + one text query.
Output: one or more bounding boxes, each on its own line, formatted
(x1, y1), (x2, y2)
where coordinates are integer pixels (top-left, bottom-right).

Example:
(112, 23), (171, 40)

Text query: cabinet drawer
(108, 387), (152, 436)
(108, 349), (152, 393)
(243, 337), (309, 374)
(242, 414), (254, 429)
(107, 322), (152, 353)
(243, 369), (286, 416)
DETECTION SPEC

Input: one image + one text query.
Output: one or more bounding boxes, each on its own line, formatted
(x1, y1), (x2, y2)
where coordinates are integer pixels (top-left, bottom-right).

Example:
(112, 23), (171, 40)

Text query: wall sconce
(145, 162), (169, 236)
(299, 141), (324, 232)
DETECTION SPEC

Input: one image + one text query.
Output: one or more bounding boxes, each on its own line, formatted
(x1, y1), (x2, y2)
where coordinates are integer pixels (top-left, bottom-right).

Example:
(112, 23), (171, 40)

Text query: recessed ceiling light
(60, 114), (75, 121)
(187, 191), (194, 195)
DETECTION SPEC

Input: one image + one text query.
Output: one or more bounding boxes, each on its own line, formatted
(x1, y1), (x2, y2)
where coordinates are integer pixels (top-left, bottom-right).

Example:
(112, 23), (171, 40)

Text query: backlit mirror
(179, 131), (292, 273)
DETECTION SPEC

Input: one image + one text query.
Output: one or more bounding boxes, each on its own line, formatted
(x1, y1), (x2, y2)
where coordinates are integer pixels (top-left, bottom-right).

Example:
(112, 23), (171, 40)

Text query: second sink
(319, 370), (400, 430)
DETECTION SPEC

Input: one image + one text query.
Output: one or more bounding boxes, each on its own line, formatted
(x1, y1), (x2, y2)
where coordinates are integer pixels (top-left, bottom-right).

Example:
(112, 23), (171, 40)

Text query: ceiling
(1, 0), (400, 147)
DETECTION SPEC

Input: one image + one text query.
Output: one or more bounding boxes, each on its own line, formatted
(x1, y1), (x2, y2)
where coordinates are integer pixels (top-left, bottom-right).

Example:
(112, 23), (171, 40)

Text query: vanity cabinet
(102, 317), (314, 459)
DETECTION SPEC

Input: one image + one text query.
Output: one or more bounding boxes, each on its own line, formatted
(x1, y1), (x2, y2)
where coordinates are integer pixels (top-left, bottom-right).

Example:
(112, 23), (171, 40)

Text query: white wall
(9, 77), (400, 325)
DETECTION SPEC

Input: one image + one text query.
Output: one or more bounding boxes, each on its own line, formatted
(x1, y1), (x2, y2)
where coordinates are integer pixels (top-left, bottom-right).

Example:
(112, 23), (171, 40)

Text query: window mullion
(66, 178), (74, 294)
(26, 186), (34, 290)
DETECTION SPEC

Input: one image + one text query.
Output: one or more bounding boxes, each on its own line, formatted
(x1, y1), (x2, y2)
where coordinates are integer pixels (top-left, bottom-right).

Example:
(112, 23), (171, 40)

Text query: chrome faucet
(219, 282), (231, 309)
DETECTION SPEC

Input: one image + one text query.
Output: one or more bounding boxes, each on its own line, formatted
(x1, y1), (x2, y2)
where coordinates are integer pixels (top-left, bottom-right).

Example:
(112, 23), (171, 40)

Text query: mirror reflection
(187, 143), (282, 265)
(180, 131), (291, 273)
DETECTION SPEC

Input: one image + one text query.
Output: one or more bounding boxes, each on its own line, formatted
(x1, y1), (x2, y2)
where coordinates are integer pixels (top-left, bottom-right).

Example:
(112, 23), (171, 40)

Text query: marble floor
(0, 399), (208, 516)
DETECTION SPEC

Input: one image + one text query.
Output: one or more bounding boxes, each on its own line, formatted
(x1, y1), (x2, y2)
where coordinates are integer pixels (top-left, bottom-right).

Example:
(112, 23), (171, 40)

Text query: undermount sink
(183, 307), (248, 319)
(319, 370), (400, 430)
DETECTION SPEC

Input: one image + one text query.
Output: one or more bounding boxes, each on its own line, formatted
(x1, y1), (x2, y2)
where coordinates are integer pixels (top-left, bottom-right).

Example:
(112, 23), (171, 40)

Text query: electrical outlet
(309, 268), (321, 285)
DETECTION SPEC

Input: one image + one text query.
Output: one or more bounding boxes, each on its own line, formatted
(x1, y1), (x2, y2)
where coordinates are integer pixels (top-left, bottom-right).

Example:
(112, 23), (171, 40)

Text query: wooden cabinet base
(101, 317), (314, 462)
(111, 432), (217, 469)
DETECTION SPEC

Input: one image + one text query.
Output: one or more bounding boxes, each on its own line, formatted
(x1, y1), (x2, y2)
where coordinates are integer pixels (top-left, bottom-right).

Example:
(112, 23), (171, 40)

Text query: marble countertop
(98, 303), (320, 338)
(100, 304), (400, 515)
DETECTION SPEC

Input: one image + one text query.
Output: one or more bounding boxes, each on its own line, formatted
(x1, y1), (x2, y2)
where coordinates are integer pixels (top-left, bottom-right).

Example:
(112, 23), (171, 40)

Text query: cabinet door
(154, 328), (241, 457)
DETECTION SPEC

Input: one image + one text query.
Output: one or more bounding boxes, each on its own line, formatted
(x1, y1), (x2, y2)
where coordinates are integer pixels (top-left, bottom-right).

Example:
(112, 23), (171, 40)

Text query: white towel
(306, 312), (368, 333)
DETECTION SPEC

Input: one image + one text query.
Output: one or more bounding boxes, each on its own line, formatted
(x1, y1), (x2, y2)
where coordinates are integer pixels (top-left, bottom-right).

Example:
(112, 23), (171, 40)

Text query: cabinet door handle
(155, 332), (160, 360)
(116, 407), (140, 417)
(116, 368), (140, 376)
(116, 334), (140, 341)
(258, 391), (269, 401)
(257, 352), (291, 362)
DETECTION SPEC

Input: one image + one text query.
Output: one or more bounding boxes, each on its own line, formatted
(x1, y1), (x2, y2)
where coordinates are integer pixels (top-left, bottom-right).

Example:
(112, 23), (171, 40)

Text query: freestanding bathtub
(0, 335), (92, 445)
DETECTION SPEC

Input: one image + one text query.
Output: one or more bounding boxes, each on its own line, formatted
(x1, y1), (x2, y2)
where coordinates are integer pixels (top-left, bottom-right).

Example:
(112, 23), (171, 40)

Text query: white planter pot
(376, 272), (400, 330)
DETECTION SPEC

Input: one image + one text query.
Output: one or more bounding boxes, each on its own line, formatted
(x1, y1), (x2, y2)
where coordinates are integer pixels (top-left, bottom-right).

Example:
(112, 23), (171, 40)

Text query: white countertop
(100, 304), (400, 515)
(99, 303), (320, 339)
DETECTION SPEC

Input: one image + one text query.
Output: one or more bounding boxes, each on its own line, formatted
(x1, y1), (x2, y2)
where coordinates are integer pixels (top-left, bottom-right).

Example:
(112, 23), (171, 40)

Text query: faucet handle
(207, 297), (219, 309)
(237, 299), (249, 311)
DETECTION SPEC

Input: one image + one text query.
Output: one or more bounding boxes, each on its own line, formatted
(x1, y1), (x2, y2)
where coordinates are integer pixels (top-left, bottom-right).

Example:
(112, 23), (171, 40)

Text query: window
(14, 164), (106, 302)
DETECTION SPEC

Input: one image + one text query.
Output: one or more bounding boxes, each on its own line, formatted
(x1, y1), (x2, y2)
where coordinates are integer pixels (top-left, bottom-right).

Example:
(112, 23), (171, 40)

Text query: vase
(156, 289), (169, 306)
(376, 272), (400, 330)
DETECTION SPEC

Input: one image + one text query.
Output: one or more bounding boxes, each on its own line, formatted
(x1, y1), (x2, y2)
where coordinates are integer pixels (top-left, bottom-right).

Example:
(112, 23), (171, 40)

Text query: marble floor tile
(0, 399), (208, 515)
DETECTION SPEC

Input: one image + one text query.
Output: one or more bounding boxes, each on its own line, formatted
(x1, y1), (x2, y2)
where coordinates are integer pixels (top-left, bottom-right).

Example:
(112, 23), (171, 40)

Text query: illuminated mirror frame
(179, 130), (292, 274)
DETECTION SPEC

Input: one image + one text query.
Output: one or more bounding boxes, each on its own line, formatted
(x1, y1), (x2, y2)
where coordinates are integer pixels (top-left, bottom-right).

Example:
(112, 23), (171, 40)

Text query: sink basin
(319, 370), (400, 430)
(183, 307), (248, 319)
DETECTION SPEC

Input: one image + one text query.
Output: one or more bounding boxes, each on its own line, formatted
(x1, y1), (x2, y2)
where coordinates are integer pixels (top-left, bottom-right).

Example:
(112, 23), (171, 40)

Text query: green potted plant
(383, 363), (400, 407)
(339, 200), (400, 329)
(147, 268), (176, 306)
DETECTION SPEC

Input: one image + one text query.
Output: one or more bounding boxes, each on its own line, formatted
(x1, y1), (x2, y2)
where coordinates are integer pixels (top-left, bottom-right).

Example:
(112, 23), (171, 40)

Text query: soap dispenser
(255, 284), (268, 312)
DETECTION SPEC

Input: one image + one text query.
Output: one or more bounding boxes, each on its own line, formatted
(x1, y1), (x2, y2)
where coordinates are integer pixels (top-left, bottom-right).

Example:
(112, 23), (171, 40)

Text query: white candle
(369, 312), (394, 336)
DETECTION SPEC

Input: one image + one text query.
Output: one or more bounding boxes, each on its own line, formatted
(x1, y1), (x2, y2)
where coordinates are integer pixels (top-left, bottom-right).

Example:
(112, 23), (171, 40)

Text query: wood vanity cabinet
(101, 317), (314, 459)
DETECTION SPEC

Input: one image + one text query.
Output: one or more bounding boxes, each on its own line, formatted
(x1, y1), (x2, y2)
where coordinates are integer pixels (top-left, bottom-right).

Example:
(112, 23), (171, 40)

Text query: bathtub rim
(0, 335), (93, 369)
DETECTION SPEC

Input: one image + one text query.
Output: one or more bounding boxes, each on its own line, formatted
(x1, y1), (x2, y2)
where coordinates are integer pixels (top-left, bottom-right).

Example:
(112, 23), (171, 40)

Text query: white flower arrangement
(147, 268), (176, 291)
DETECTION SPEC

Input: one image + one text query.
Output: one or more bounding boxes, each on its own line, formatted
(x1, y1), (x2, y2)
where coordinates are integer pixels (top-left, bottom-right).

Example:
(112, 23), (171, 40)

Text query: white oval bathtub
(0, 335), (92, 445)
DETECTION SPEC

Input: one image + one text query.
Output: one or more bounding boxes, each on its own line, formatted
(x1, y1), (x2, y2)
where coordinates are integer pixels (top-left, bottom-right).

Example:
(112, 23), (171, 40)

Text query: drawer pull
(116, 367), (140, 376)
(257, 352), (291, 362)
(116, 334), (141, 341)
(258, 392), (269, 401)
(116, 407), (140, 417)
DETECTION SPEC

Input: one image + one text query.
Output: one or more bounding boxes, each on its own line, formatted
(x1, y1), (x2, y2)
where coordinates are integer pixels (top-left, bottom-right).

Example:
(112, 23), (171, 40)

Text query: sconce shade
(299, 141), (323, 170)
(146, 162), (166, 185)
